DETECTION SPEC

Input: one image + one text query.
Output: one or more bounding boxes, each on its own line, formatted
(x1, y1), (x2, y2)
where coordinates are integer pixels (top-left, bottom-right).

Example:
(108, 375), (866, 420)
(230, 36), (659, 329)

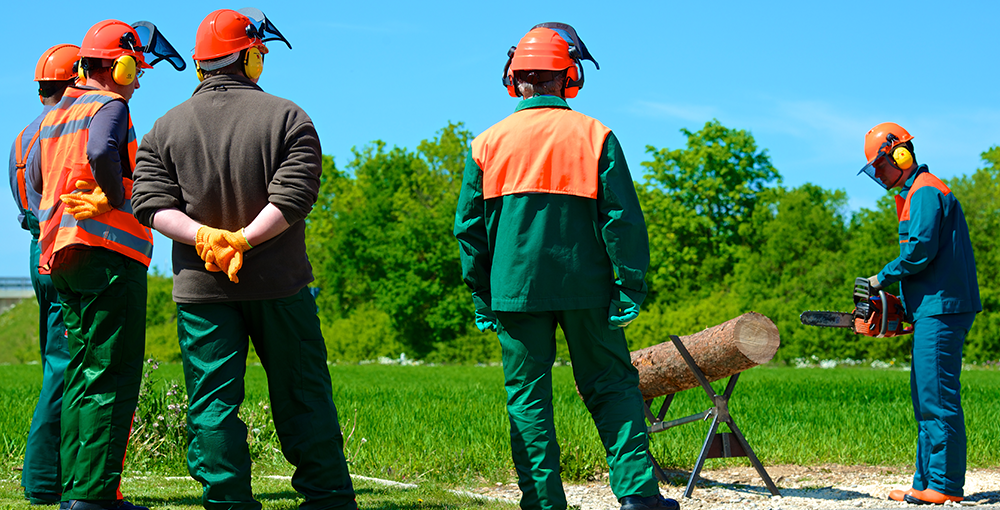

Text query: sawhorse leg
(644, 335), (780, 498)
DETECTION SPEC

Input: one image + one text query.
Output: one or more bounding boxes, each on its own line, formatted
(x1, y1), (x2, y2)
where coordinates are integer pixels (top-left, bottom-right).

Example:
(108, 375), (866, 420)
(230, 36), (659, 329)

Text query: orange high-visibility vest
(472, 107), (611, 200)
(37, 88), (153, 271)
(894, 171), (951, 244)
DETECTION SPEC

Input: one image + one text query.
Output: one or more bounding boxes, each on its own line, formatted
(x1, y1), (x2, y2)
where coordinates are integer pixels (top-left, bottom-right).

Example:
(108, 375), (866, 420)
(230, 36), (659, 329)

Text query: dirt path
(472, 465), (1000, 509)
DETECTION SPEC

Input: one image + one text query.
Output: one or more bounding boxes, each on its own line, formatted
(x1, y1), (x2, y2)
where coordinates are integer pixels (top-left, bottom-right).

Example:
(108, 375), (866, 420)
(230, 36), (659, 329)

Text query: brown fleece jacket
(132, 73), (321, 303)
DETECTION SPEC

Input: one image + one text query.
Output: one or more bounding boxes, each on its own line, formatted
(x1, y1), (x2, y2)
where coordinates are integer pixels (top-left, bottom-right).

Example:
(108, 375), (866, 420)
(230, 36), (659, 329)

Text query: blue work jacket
(877, 165), (981, 322)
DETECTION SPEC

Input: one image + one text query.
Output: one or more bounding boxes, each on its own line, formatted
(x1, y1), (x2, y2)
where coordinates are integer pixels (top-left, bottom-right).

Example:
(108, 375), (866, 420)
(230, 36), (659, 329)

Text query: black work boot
(65, 500), (149, 510)
(620, 494), (680, 510)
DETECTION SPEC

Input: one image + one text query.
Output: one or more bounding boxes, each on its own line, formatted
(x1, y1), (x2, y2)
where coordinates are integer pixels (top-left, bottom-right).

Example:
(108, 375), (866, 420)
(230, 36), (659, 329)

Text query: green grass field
(0, 363), (998, 507)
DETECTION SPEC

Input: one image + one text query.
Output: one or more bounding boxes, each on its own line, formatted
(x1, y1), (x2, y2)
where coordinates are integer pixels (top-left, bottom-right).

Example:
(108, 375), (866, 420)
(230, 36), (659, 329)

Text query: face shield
(857, 157), (889, 190)
(132, 21), (187, 71)
(531, 22), (598, 69)
(238, 8), (292, 50)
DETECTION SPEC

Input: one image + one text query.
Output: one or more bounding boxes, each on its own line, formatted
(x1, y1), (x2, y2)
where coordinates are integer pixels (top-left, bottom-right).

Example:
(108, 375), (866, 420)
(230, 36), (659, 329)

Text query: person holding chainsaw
(858, 122), (980, 506)
(454, 23), (676, 510)
(131, 9), (357, 509)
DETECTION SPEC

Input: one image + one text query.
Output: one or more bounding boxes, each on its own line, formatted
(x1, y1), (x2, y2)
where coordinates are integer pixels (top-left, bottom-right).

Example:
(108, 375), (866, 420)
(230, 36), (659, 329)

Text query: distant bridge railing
(0, 277), (35, 312)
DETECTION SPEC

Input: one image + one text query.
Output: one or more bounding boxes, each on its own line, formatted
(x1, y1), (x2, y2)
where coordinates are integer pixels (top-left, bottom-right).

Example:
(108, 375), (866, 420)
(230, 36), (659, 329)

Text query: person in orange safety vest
(35, 19), (184, 510)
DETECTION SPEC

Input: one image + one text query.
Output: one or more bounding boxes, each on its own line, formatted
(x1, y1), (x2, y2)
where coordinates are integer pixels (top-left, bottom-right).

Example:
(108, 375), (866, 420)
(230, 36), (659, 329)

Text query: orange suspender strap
(14, 127), (41, 211)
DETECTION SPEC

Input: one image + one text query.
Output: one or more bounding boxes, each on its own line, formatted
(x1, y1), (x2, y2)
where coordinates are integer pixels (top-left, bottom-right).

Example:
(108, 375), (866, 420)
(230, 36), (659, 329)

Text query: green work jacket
(454, 95), (649, 313)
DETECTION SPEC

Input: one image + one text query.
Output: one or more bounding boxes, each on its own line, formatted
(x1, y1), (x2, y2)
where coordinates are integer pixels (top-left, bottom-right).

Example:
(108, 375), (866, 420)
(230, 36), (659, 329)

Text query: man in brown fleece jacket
(130, 8), (356, 510)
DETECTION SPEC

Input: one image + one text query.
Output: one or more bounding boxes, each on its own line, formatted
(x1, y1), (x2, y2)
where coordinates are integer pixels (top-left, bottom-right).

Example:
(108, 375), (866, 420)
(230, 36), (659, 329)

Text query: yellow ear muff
(78, 63), (86, 83)
(196, 61), (205, 82)
(244, 47), (263, 81)
(891, 146), (913, 170)
(111, 55), (136, 86)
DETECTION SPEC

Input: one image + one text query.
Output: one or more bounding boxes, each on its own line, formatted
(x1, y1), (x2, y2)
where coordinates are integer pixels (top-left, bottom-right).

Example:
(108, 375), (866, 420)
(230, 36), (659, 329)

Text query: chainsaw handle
(876, 289), (888, 338)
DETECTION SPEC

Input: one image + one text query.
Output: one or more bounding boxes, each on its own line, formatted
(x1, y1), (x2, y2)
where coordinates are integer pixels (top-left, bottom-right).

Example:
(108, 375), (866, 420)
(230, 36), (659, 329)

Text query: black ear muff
(243, 47), (264, 81)
(503, 46), (518, 97)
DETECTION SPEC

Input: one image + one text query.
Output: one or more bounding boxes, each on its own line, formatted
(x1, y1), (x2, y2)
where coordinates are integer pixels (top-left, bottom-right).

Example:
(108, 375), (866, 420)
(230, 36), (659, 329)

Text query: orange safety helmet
(864, 122), (913, 164)
(79, 20), (152, 69)
(502, 22), (598, 99)
(858, 122), (915, 189)
(35, 44), (80, 81)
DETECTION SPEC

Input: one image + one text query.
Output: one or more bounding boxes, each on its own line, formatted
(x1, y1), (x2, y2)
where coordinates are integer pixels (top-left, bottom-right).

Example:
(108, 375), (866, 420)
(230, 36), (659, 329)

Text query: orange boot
(888, 488), (963, 505)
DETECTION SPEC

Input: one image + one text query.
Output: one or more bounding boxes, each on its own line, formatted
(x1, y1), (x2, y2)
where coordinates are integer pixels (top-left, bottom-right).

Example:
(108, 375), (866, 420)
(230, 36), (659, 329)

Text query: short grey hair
(514, 69), (567, 98)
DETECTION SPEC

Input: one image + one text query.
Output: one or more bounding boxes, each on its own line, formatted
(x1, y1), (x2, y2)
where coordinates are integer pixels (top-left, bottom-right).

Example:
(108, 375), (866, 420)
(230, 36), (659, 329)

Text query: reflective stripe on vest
(472, 107), (611, 200)
(37, 88), (152, 270)
(894, 171), (951, 245)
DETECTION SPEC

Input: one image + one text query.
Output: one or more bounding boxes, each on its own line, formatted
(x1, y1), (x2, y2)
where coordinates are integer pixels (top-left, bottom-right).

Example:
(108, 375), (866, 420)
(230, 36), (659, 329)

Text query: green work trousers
(23, 237), (70, 500)
(495, 308), (658, 510)
(177, 287), (356, 510)
(49, 247), (147, 501)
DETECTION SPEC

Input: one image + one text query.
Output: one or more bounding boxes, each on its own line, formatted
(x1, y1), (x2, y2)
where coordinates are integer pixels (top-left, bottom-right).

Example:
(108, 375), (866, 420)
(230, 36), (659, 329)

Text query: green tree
(949, 147), (1000, 362)
(306, 122), (495, 362)
(639, 120), (780, 304)
(727, 184), (852, 360)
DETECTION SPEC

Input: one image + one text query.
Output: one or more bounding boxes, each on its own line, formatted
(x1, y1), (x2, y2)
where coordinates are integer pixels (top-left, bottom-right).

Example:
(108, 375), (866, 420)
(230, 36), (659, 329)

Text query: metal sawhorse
(643, 335), (780, 498)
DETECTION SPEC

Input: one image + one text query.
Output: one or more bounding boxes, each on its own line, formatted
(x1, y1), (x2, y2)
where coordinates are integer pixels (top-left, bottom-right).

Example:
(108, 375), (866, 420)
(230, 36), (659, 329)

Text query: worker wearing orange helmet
(858, 123), (980, 505)
(131, 8), (357, 510)
(7, 43), (78, 507)
(36, 19), (184, 510)
(454, 23), (676, 510)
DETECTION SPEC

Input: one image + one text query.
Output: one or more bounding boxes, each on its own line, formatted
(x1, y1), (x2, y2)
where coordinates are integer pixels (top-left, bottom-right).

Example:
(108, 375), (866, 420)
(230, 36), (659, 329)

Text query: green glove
(475, 308), (499, 333)
(609, 288), (641, 329)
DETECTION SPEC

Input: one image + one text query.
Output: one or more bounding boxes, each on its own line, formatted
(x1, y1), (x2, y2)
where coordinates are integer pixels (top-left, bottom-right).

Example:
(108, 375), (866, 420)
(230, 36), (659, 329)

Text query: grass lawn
(0, 363), (998, 505)
(0, 475), (515, 509)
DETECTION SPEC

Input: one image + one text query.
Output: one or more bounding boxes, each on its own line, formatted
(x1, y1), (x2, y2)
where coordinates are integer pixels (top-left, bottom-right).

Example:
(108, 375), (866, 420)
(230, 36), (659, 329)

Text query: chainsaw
(800, 277), (912, 337)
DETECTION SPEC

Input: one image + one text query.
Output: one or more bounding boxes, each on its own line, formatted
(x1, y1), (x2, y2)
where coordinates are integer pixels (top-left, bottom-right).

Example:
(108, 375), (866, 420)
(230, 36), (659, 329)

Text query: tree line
(141, 120), (998, 364)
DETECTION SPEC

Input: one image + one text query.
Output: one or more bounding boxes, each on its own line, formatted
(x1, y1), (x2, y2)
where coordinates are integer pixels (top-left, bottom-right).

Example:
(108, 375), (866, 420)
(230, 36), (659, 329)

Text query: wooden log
(630, 312), (780, 400)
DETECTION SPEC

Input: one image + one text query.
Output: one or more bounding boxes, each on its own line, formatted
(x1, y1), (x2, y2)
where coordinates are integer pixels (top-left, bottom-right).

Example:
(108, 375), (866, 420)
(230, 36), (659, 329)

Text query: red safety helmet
(503, 22), (598, 99)
(79, 20), (152, 69)
(193, 8), (291, 61)
(35, 44), (80, 81)
(193, 9), (266, 61)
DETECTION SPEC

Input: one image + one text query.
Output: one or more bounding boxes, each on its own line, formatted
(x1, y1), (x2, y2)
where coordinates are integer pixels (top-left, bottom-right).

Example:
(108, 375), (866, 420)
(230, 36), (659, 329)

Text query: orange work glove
(195, 226), (253, 283)
(59, 180), (112, 220)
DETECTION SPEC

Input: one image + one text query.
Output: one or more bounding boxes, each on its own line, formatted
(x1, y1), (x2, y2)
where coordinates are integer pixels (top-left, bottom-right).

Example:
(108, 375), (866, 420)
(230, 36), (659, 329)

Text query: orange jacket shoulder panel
(472, 108), (611, 200)
(896, 171), (951, 222)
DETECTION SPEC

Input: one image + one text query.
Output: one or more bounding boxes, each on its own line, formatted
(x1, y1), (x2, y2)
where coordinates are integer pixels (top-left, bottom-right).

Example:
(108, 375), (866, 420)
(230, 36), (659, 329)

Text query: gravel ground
(471, 465), (1000, 509)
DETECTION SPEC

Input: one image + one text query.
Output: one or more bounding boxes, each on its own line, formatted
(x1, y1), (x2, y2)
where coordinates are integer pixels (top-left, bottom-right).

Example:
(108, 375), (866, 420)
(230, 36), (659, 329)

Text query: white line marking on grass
(263, 474), (515, 503)
(133, 474), (514, 504)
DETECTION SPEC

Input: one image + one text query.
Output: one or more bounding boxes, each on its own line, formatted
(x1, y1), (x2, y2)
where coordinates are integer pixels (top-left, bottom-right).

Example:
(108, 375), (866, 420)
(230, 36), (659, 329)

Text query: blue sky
(3, 1), (1000, 278)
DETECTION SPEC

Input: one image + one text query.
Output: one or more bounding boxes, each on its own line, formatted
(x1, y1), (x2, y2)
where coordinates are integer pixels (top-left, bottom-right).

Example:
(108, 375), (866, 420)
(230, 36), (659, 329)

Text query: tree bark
(630, 312), (780, 400)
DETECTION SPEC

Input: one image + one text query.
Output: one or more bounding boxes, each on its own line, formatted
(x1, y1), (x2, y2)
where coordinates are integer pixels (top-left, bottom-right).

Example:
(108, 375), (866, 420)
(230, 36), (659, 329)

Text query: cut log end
(733, 311), (781, 364)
